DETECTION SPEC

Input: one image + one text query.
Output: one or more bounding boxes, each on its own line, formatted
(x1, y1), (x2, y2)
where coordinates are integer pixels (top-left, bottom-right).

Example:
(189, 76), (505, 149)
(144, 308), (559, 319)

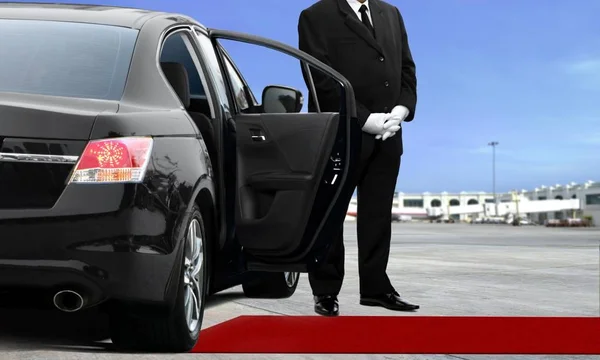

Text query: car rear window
(0, 19), (138, 100)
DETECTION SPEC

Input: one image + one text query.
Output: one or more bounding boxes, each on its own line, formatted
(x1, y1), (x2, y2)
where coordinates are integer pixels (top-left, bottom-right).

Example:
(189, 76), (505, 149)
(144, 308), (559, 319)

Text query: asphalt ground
(0, 222), (598, 360)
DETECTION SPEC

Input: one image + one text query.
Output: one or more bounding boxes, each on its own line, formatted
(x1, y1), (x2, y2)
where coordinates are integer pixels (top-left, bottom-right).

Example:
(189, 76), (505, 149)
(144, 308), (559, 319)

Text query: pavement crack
(231, 301), (289, 316)
(447, 355), (471, 360)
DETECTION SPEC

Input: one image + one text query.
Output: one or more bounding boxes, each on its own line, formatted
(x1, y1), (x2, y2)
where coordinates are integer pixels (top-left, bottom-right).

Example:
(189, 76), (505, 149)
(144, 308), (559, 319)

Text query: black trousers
(309, 131), (402, 296)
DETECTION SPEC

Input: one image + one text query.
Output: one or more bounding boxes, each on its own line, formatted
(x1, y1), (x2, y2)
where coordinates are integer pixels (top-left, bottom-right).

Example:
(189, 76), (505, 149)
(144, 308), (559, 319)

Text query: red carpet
(193, 316), (600, 354)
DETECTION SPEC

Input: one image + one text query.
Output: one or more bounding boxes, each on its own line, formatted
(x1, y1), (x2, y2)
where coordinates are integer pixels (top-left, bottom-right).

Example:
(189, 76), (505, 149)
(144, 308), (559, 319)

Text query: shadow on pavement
(205, 291), (246, 309)
(0, 291), (246, 353)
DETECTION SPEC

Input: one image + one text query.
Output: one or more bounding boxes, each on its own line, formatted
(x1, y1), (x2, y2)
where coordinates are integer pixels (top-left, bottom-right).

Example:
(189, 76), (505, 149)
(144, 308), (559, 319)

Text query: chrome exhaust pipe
(53, 290), (85, 312)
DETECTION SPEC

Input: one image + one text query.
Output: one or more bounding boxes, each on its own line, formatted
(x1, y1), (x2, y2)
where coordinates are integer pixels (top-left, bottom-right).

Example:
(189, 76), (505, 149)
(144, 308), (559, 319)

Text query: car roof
(0, 2), (205, 30)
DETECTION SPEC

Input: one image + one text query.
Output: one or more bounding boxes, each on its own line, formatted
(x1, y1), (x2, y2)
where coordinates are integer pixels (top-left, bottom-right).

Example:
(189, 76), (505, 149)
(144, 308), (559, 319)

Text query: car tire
(242, 271), (300, 299)
(109, 206), (208, 352)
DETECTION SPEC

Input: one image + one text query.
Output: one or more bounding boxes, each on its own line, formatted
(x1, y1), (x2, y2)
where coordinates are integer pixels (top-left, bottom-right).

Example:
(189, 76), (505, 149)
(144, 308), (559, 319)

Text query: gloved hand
(362, 112), (392, 135)
(377, 118), (402, 141)
(376, 105), (409, 141)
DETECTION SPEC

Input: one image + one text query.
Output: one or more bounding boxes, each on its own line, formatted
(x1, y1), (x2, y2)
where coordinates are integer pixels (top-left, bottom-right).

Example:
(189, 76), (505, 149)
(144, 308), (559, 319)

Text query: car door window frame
(220, 53), (251, 113)
(193, 27), (238, 115)
(216, 46), (259, 113)
(209, 32), (346, 117)
(158, 26), (235, 249)
(192, 26), (243, 247)
(158, 27), (217, 119)
(211, 39), (314, 117)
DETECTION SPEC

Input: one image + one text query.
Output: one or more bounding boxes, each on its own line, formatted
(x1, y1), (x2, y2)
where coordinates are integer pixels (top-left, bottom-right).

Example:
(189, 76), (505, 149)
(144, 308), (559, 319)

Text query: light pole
(488, 141), (499, 215)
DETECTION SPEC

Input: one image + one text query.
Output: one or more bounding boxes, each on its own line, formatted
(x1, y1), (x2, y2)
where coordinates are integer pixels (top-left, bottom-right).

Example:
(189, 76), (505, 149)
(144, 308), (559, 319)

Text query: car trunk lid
(0, 93), (119, 209)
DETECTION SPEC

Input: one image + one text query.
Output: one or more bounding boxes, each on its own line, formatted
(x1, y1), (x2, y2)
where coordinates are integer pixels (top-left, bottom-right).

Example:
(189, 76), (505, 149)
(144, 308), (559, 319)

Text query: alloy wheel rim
(284, 272), (298, 288)
(183, 218), (204, 333)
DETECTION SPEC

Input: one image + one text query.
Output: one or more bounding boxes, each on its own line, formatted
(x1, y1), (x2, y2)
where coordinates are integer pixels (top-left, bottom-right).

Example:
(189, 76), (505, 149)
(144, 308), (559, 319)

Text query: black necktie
(359, 5), (376, 38)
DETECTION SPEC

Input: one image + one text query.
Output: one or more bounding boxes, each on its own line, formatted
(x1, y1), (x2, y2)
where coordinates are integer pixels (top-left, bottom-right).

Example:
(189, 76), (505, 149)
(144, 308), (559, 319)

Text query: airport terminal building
(350, 181), (600, 225)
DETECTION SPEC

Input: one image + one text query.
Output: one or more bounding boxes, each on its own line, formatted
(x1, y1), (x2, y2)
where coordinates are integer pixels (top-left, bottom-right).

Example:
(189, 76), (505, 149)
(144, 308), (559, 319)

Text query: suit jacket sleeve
(395, 7), (417, 122)
(298, 9), (372, 127)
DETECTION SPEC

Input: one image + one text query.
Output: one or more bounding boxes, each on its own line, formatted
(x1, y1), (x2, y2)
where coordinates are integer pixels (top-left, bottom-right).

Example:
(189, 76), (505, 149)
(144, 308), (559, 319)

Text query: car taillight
(69, 137), (153, 184)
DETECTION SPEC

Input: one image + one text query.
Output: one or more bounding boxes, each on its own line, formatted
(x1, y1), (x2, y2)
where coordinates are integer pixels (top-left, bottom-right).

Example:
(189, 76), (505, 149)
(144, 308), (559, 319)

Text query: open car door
(208, 30), (361, 272)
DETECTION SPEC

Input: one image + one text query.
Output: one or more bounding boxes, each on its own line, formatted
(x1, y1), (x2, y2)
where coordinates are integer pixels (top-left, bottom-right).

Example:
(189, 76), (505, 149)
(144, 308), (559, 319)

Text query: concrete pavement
(0, 222), (598, 359)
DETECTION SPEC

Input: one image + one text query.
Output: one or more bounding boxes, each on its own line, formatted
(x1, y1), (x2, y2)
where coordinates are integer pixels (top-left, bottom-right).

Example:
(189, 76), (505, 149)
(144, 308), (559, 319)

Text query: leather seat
(161, 62), (217, 165)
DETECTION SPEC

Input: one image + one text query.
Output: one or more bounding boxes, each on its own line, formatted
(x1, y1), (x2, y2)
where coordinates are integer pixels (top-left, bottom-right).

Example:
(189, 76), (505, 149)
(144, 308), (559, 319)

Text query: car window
(159, 30), (217, 119)
(214, 39), (320, 114)
(0, 19), (137, 100)
(221, 56), (251, 112)
(160, 32), (205, 97)
(194, 30), (232, 112)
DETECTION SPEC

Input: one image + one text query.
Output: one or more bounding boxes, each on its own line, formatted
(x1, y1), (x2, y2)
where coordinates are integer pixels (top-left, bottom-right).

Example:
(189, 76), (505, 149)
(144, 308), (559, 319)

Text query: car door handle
(250, 129), (266, 142)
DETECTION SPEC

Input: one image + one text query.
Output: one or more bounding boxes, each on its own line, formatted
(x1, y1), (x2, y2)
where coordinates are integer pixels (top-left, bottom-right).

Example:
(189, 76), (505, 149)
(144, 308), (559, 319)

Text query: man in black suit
(298, 0), (419, 316)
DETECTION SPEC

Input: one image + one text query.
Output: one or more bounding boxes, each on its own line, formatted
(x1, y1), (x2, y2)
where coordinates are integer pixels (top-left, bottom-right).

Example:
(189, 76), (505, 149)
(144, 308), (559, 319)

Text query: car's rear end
(0, 17), (179, 311)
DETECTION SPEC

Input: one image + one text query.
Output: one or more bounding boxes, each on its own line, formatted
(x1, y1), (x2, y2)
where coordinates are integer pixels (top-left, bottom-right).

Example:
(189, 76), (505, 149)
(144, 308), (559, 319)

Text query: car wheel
(242, 271), (300, 299)
(109, 206), (208, 352)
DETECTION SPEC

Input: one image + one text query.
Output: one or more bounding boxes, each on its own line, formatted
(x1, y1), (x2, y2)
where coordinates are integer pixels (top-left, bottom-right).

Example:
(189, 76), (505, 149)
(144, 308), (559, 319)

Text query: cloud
(564, 58), (600, 89)
(579, 132), (600, 145)
(566, 59), (600, 74)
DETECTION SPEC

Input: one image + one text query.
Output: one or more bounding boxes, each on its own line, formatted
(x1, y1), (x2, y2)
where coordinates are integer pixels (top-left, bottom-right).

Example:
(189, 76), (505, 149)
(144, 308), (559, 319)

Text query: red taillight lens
(69, 137), (153, 183)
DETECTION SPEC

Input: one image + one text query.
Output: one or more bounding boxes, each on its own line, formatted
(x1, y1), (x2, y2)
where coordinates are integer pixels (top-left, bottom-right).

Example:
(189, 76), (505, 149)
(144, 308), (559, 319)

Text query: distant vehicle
(392, 214), (412, 222)
(400, 215), (413, 222)
(0, 3), (360, 353)
(475, 216), (505, 224)
(518, 218), (534, 225)
(545, 218), (592, 227)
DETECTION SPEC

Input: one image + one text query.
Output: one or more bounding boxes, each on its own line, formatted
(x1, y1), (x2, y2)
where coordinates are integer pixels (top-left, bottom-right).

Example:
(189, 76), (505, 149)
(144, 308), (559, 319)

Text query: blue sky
(14, 0), (600, 193)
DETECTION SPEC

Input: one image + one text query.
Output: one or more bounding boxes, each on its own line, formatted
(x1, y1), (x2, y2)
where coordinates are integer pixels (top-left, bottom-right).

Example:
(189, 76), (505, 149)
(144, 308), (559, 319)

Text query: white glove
(377, 118), (402, 141)
(376, 106), (409, 140)
(362, 112), (392, 135)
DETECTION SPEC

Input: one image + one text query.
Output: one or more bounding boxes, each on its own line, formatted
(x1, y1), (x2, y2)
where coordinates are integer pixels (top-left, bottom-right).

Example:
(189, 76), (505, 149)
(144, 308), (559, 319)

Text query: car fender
(160, 138), (217, 309)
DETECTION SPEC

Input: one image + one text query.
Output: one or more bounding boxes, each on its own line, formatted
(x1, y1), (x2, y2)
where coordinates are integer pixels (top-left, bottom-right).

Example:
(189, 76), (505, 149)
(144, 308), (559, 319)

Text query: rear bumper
(0, 250), (179, 306)
(0, 184), (186, 306)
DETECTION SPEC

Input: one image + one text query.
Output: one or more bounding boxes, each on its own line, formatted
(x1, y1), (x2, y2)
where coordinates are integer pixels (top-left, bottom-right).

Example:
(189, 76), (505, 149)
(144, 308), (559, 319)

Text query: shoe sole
(315, 310), (339, 317)
(360, 299), (419, 311)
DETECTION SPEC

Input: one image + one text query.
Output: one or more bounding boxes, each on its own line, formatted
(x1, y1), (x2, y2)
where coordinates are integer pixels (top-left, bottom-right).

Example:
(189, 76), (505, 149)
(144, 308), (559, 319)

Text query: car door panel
(208, 29), (360, 271)
(235, 113), (336, 183)
(235, 112), (339, 255)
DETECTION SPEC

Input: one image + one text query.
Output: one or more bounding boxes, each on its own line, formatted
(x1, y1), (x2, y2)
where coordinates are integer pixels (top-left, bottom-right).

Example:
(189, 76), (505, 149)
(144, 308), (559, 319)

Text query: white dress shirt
(346, 0), (373, 24)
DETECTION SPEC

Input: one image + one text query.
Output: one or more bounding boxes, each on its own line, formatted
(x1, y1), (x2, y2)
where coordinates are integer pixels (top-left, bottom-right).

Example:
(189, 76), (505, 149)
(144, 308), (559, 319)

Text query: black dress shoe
(314, 295), (339, 316)
(360, 291), (419, 311)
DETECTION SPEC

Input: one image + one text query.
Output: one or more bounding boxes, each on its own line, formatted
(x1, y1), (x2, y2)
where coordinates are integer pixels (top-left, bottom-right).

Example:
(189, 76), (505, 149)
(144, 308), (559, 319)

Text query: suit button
(384, 81), (389, 87)
(384, 107), (389, 111)
(379, 56), (385, 62)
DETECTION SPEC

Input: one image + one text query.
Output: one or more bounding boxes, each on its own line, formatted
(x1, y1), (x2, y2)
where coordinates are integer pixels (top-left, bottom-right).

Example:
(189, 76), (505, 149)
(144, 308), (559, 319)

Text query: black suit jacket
(298, 0), (417, 128)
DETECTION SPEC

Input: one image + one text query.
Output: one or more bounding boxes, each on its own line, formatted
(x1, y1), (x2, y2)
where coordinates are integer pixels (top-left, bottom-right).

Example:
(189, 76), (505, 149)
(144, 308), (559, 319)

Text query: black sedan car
(0, 2), (360, 353)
